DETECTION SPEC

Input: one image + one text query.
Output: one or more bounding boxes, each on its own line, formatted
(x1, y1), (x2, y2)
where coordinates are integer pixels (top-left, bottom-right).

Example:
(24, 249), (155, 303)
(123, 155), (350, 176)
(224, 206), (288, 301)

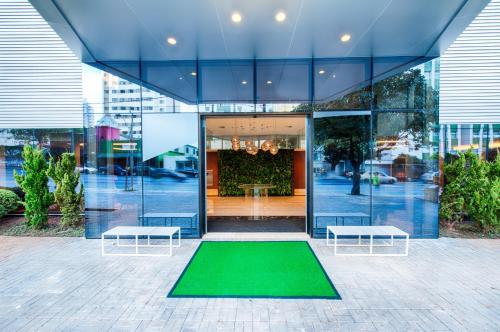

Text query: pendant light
(231, 119), (240, 151)
(261, 140), (273, 151)
(269, 119), (279, 155)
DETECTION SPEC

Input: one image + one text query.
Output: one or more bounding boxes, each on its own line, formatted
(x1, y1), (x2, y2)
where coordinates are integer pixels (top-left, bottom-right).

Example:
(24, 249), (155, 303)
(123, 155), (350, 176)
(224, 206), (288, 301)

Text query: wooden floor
(206, 196), (306, 217)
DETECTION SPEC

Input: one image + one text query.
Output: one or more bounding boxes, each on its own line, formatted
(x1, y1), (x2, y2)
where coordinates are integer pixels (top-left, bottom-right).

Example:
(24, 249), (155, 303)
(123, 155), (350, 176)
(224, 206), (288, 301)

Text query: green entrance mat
(168, 241), (340, 299)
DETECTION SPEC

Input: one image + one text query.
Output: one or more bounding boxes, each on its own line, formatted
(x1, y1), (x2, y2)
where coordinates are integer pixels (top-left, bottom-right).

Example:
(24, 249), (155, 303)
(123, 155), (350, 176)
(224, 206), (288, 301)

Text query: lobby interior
(205, 116), (307, 233)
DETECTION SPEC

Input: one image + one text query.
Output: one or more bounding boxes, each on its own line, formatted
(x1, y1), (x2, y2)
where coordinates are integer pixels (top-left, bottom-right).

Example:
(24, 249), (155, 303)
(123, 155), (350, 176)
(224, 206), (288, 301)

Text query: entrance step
(203, 232), (310, 241)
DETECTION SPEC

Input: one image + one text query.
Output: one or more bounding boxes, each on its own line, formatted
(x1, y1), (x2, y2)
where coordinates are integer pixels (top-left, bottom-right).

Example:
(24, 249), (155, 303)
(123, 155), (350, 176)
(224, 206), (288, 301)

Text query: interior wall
(206, 151), (219, 190)
(293, 150), (306, 190)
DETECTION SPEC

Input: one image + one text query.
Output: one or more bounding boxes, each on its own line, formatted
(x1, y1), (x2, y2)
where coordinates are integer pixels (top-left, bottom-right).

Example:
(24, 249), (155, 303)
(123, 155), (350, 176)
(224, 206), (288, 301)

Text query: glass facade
(0, 58), (441, 238)
(76, 58), (441, 238)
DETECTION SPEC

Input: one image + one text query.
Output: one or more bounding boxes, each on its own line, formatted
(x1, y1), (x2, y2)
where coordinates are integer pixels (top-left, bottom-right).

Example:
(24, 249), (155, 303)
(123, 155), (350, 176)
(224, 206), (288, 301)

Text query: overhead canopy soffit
(30, 0), (489, 103)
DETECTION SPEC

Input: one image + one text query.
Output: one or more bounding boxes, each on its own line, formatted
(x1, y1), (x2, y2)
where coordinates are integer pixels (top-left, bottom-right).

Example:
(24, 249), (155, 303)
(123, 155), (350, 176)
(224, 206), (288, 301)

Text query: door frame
(198, 112), (313, 237)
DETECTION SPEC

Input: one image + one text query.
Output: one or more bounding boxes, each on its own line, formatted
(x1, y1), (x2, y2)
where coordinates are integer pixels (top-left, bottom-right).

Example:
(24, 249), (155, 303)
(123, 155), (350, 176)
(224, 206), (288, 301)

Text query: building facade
(1, 0), (492, 239)
(439, 0), (500, 161)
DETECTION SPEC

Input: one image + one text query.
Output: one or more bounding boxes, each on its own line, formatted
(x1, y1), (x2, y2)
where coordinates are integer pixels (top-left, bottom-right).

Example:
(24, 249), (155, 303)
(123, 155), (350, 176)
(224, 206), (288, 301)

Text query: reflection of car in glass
(98, 165), (128, 176)
(421, 171), (438, 183)
(150, 168), (187, 180)
(78, 165), (97, 174)
(361, 171), (397, 184)
(176, 169), (199, 177)
(132, 165), (154, 176)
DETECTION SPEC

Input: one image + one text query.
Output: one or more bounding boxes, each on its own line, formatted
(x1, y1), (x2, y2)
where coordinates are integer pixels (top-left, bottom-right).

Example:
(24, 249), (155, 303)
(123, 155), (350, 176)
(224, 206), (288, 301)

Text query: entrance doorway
(202, 115), (307, 233)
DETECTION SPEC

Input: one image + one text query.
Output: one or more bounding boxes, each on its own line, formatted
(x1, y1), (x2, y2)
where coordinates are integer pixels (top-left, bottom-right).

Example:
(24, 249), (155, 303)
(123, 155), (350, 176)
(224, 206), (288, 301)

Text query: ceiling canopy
(30, 0), (489, 103)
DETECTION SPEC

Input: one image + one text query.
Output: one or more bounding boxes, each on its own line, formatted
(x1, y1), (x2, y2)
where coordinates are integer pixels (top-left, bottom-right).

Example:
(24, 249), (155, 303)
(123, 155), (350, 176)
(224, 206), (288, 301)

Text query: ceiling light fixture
(318, 69), (325, 75)
(241, 80), (247, 85)
(191, 72), (197, 76)
(266, 80), (272, 85)
(340, 33), (351, 43)
(275, 11), (286, 22)
(231, 12), (242, 23)
(167, 37), (177, 45)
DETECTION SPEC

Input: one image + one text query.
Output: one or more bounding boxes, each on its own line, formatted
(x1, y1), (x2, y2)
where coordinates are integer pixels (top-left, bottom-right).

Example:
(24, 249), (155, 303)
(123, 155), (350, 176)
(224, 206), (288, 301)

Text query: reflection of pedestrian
(373, 173), (380, 186)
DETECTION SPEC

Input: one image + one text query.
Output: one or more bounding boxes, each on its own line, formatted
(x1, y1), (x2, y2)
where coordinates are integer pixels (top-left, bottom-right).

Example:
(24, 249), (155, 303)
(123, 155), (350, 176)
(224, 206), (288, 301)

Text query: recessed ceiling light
(179, 76), (183, 80)
(241, 80), (248, 85)
(340, 33), (351, 43)
(266, 80), (272, 85)
(318, 69), (325, 75)
(275, 11), (286, 22)
(231, 12), (242, 23)
(332, 74), (336, 78)
(191, 72), (197, 76)
(167, 37), (177, 45)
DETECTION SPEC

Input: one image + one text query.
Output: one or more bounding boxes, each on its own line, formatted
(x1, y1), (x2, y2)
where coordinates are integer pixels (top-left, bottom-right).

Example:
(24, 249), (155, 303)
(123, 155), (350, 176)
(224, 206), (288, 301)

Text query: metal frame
(326, 226), (409, 256)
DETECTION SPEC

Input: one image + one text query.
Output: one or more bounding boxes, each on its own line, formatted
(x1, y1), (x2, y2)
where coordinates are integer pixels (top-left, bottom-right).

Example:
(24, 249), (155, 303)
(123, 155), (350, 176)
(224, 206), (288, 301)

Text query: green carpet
(168, 241), (340, 299)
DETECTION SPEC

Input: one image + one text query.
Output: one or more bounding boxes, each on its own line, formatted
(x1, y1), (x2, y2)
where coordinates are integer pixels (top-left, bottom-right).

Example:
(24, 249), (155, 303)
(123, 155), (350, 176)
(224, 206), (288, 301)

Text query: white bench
(327, 226), (409, 256)
(101, 226), (181, 257)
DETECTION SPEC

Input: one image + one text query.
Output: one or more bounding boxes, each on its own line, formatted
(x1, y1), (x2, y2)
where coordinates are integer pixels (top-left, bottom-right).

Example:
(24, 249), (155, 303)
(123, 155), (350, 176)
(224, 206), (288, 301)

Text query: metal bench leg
(358, 235), (361, 245)
(135, 235), (138, 255)
(169, 235), (173, 256)
(369, 235), (373, 255)
(390, 235), (394, 246)
(334, 233), (337, 255)
(101, 234), (105, 256)
(326, 227), (330, 246)
(117, 235), (120, 246)
(405, 235), (409, 256)
(147, 235), (150, 246)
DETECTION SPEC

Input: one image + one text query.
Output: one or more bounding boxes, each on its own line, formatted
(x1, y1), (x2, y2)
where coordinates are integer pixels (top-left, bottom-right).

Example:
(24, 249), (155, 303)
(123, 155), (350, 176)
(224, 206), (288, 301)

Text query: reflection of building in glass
(441, 124), (499, 161)
(103, 73), (173, 138)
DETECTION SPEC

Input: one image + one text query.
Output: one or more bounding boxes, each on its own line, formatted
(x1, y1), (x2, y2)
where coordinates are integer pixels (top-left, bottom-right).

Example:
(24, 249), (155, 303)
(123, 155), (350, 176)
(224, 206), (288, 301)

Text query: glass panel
(83, 89), (143, 238)
(199, 60), (253, 103)
(256, 60), (311, 102)
(141, 113), (200, 237)
(372, 110), (439, 238)
(314, 58), (371, 106)
(141, 61), (197, 104)
(489, 124), (500, 161)
(313, 113), (371, 236)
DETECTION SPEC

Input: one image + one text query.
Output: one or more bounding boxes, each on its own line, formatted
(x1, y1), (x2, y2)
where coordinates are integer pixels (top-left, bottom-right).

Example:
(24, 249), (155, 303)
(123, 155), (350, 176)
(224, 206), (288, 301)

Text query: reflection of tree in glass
(310, 67), (438, 194)
(315, 116), (370, 195)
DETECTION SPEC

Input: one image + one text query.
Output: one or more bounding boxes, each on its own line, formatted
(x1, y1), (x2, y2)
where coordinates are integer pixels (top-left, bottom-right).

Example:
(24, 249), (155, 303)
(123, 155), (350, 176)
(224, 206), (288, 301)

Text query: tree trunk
(351, 162), (361, 195)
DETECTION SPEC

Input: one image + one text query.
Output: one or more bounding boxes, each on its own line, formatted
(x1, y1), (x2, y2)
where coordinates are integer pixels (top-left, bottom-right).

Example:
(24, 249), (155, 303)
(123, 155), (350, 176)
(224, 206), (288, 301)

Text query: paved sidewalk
(0, 236), (498, 331)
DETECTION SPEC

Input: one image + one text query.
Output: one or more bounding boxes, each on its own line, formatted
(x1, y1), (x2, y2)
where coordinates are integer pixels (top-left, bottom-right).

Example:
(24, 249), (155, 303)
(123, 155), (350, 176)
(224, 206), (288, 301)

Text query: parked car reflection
(98, 165), (128, 176)
(420, 171), (438, 183)
(78, 165), (97, 174)
(361, 171), (398, 184)
(150, 168), (187, 180)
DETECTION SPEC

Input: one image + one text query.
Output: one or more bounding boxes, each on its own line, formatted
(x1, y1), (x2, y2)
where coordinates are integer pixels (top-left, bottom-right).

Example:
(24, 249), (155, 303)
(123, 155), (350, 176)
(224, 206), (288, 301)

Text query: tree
(47, 153), (84, 227)
(14, 145), (53, 229)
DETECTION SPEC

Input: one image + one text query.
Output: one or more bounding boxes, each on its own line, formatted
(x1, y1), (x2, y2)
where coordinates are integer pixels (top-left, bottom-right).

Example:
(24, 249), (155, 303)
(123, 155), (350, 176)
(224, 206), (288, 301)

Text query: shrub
(440, 150), (500, 234)
(47, 153), (84, 227)
(0, 189), (20, 218)
(14, 145), (53, 229)
(0, 186), (25, 201)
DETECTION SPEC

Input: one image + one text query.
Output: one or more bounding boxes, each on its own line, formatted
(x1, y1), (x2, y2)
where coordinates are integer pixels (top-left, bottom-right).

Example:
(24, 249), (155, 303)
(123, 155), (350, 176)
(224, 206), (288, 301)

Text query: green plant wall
(218, 149), (294, 196)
